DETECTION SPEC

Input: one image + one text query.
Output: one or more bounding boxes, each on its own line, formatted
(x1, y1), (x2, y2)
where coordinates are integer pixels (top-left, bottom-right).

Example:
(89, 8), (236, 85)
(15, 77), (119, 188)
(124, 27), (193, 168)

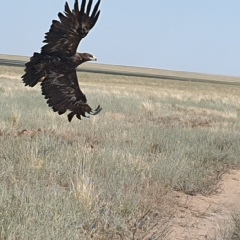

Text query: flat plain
(0, 63), (240, 239)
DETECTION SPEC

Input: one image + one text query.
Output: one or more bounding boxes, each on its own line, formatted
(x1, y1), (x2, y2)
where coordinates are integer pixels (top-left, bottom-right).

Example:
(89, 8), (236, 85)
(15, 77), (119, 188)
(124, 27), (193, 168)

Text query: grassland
(0, 64), (240, 239)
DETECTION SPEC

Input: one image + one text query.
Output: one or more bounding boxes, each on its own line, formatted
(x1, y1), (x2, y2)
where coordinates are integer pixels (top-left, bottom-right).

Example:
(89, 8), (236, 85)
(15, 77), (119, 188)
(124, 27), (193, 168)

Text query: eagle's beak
(90, 56), (97, 61)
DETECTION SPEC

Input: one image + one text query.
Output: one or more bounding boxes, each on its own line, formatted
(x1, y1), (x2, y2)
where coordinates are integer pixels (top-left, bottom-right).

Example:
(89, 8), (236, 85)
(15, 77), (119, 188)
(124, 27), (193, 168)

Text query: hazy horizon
(1, 1), (240, 76)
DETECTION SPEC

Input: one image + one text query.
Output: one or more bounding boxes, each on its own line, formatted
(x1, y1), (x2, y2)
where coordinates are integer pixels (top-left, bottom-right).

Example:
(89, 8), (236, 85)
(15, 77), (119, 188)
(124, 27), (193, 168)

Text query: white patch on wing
(49, 72), (64, 78)
(48, 73), (65, 86)
(69, 96), (77, 102)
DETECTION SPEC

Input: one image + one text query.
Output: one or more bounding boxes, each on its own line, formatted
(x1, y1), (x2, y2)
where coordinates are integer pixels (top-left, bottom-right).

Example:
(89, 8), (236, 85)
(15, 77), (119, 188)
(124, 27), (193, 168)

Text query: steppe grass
(0, 66), (240, 239)
(232, 214), (240, 240)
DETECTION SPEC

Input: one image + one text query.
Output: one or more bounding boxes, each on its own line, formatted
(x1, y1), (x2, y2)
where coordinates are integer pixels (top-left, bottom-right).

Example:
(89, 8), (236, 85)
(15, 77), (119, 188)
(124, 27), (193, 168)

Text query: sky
(0, 0), (240, 76)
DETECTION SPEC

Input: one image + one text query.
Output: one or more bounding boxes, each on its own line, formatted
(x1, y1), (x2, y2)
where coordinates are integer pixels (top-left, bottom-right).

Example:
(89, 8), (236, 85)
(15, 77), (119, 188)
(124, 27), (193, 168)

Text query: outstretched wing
(41, 0), (101, 57)
(41, 71), (101, 122)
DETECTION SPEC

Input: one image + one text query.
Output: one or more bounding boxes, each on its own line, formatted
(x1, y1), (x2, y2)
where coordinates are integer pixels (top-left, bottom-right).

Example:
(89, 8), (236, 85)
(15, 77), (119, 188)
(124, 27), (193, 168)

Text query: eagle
(22, 0), (102, 122)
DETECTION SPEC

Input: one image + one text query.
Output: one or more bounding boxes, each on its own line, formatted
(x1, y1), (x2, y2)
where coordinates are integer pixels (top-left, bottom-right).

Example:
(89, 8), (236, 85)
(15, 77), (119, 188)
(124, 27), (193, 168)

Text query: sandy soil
(167, 170), (240, 240)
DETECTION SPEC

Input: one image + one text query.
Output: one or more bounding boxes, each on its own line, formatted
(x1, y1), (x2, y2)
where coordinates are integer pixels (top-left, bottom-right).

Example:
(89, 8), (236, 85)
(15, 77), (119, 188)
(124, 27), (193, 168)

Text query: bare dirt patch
(168, 170), (240, 240)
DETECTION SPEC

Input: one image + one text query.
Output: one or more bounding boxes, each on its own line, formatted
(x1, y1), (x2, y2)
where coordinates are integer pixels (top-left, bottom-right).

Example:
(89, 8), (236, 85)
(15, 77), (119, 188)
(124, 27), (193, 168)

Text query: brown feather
(41, 0), (101, 56)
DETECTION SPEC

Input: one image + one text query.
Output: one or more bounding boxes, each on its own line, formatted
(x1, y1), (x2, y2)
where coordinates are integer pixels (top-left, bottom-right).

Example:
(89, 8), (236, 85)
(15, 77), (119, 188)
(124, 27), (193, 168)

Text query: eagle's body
(22, 0), (102, 122)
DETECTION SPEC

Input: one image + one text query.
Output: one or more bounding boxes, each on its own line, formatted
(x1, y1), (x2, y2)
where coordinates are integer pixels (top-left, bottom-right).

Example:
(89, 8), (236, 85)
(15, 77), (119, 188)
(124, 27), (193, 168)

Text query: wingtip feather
(92, 10), (100, 27)
(80, 0), (86, 12)
(74, 0), (79, 12)
(64, 1), (71, 14)
(86, 0), (93, 15)
(91, 0), (101, 17)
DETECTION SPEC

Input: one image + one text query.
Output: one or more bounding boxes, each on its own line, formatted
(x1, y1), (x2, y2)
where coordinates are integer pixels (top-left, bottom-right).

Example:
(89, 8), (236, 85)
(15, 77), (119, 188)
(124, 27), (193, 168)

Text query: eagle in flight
(22, 0), (102, 122)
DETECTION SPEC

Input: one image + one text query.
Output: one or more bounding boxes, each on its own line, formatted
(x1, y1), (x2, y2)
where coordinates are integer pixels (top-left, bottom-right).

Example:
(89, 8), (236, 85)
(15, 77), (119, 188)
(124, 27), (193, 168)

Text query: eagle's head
(79, 53), (97, 62)
(72, 53), (97, 67)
